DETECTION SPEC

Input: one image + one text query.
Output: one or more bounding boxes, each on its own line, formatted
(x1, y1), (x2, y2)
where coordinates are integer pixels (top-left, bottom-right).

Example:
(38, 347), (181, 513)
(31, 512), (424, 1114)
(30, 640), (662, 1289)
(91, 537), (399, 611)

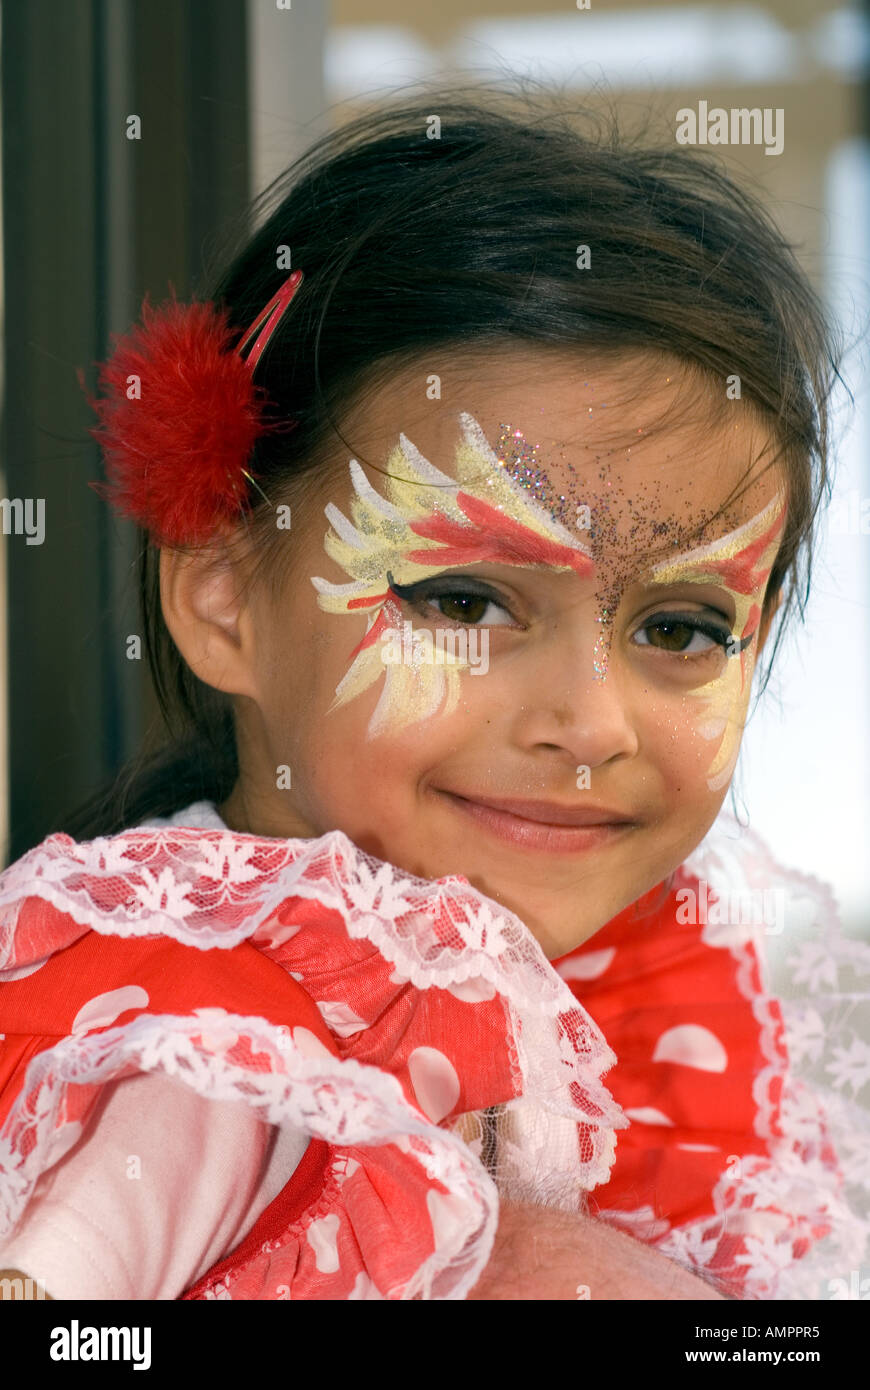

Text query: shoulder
(0, 817), (339, 1051)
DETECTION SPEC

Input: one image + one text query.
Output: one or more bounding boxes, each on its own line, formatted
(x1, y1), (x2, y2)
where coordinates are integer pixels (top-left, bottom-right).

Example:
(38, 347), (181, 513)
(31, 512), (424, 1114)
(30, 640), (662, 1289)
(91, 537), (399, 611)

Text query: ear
(755, 587), (783, 655)
(159, 543), (260, 700)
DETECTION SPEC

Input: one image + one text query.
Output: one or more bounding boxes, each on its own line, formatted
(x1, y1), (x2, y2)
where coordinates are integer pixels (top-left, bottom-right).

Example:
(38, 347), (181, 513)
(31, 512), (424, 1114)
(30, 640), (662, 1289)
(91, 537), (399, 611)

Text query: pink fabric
(1, 802), (866, 1300)
(0, 801), (312, 1300)
(0, 814), (621, 1300)
(0, 1068), (308, 1299)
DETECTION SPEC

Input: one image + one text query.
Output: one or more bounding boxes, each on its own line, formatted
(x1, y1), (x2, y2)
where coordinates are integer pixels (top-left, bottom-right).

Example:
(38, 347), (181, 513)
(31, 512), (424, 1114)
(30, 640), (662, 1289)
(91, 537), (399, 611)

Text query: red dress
(0, 813), (867, 1299)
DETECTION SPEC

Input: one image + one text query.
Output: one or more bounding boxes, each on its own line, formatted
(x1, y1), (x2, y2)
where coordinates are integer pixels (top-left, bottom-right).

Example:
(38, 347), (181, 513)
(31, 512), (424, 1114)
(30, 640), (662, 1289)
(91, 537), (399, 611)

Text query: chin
(477, 887), (603, 958)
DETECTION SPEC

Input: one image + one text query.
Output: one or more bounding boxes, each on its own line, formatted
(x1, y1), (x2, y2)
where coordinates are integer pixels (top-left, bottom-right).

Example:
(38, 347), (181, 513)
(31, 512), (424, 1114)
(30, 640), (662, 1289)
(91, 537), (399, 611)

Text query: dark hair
(63, 83), (842, 841)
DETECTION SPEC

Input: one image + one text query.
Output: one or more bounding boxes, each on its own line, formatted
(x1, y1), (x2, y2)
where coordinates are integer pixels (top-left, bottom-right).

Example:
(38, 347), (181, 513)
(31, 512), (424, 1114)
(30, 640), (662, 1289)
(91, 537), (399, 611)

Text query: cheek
(324, 598), (495, 743)
(301, 613), (462, 759)
(627, 653), (754, 801)
(670, 654), (756, 793)
(256, 598), (354, 754)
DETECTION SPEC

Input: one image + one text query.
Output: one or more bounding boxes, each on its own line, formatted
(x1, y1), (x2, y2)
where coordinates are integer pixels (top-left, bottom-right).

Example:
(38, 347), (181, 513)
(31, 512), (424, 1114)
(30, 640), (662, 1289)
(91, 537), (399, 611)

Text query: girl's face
(219, 348), (785, 958)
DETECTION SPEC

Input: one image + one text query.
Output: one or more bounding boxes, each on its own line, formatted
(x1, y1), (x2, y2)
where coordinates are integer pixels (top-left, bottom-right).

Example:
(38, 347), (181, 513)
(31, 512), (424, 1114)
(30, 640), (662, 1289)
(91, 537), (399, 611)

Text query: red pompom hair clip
(83, 270), (304, 547)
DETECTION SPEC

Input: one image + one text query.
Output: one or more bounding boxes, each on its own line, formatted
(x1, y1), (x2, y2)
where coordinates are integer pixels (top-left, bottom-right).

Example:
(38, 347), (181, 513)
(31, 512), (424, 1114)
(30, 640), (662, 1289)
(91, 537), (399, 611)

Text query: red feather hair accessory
(84, 270), (303, 547)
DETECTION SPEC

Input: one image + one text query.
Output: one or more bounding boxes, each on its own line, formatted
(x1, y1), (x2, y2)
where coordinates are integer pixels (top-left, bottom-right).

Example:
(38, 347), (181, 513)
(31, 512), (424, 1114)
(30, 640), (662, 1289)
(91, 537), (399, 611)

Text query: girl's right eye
(386, 572), (517, 626)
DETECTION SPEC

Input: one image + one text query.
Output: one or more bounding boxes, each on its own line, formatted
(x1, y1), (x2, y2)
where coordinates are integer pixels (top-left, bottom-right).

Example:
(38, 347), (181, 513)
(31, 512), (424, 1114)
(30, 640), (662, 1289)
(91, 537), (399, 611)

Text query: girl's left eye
(386, 573), (515, 626)
(632, 613), (734, 657)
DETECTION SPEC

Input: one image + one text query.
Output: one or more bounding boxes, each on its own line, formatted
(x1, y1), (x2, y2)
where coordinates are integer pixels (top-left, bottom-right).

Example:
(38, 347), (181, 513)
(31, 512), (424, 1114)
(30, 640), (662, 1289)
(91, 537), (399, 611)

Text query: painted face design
(489, 426), (786, 780)
(310, 412), (593, 737)
(642, 492), (786, 788)
(312, 408), (785, 786)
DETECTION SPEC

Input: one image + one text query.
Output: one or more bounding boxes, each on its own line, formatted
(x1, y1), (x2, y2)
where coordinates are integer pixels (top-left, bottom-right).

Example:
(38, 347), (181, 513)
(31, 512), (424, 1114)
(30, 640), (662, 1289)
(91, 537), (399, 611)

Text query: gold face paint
(642, 492), (786, 788)
(310, 412), (594, 738)
(312, 397), (785, 784)
(487, 417), (786, 782)
(488, 420), (750, 684)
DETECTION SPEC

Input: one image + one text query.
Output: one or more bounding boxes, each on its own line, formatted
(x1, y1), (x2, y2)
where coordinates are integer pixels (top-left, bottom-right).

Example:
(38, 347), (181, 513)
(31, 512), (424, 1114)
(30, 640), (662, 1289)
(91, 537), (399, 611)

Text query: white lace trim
(0, 822), (627, 1222)
(0, 1011), (499, 1300)
(7, 808), (864, 1296)
(652, 814), (870, 1298)
(0, 825), (602, 1016)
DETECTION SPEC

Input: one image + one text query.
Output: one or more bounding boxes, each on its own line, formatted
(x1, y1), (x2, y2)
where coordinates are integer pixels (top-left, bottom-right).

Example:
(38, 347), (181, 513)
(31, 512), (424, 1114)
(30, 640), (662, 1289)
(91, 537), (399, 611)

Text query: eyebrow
(641, 497), (786, 594)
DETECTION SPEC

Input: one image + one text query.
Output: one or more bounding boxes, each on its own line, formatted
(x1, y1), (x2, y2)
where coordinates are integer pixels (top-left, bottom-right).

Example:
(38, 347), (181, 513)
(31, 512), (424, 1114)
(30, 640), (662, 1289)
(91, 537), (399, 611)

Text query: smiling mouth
(434, 790), (637, 853)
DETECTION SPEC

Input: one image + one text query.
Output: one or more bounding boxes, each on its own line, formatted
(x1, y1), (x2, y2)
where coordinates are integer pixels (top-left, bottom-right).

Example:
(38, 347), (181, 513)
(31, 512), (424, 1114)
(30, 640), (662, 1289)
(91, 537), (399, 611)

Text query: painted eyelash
(386, 571), (512, 617)
(728, 630), (755, 655)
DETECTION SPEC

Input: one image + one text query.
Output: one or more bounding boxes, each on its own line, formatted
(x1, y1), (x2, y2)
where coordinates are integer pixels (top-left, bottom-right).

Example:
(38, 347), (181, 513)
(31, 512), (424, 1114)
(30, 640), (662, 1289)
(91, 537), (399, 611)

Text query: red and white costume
(0, 803), (868, 1299)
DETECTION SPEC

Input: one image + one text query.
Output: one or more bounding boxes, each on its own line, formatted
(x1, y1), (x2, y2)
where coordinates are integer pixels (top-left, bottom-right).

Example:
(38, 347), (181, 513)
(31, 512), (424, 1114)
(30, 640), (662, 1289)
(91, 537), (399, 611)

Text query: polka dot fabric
(0, 816), (867, 1299)
(553, 871), (806, 1293)
(551, 824), (870, 1299)
(0, 824), (624, 1300)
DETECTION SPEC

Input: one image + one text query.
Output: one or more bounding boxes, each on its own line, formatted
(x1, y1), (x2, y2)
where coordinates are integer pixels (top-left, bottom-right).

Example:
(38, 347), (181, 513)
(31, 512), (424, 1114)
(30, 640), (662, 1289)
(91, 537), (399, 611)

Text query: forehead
(328, 345), (784, 555)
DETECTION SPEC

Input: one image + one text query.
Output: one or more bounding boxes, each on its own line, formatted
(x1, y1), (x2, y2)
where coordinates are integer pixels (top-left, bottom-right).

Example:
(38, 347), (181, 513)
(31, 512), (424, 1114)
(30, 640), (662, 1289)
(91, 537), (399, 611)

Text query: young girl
(1, 91), (868, 1302)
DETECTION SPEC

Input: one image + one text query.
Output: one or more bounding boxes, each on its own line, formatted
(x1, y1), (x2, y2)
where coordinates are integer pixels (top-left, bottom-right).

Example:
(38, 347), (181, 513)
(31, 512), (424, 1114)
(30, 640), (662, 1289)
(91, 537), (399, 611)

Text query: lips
(433, 788), (637, 854)
(439, 792), (635, 828)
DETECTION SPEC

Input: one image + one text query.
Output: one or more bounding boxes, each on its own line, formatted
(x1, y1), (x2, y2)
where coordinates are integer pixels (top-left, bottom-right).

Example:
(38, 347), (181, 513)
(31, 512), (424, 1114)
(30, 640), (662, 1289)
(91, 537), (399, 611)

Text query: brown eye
(633, 614), (730, 657)
(646, 621), (698, 653)
(387, 572), (516, 626)
(437, 594), (490, 623)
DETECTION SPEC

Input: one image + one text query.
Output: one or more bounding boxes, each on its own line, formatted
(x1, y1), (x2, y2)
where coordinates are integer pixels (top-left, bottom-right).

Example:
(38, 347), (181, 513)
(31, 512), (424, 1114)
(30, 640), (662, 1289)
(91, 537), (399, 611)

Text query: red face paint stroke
(408, 494), (595, 578)
(311, 411), (593, 738)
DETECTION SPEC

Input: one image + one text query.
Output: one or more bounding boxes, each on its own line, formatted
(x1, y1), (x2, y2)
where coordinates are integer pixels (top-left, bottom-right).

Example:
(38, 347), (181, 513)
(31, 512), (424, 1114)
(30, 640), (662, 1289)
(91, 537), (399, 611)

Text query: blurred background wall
(1, 0), (867, 932)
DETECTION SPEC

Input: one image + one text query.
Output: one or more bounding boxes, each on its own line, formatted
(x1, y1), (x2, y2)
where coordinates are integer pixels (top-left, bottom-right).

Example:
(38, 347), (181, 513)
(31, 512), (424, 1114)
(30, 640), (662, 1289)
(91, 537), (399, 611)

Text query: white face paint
(310, 411), (593, 738)
(640, 493), (786, 787)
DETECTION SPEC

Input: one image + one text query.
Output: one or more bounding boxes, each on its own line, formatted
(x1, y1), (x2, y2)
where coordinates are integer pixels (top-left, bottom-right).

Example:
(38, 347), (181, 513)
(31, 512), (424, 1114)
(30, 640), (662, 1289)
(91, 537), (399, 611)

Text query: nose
(508, 610), (639, 770)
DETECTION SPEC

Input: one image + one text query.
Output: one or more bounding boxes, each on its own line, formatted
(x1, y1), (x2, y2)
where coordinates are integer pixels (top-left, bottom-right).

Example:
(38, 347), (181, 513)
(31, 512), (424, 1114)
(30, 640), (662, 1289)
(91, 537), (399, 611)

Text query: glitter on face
(642, 492), (787, 788)
(493, 425), (581, 532)
(317, 391), (785, 768)
(311, 412), (593, 738)
(492, 421), (733, 681)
